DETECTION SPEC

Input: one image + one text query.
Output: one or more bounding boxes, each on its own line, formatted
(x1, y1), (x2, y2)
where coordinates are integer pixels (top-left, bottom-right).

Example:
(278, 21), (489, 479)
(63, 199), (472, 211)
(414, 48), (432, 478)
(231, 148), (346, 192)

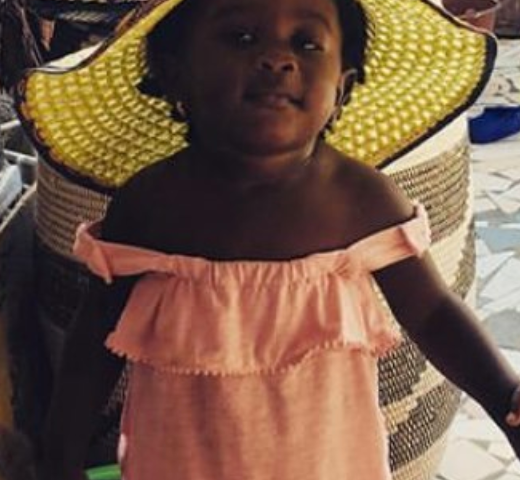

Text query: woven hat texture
(17, 0), (496, 190)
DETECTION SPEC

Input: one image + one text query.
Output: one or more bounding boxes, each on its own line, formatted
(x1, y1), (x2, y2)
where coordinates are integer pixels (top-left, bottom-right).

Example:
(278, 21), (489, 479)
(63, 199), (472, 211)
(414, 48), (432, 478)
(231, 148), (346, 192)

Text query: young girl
(18, 0), (520, 478)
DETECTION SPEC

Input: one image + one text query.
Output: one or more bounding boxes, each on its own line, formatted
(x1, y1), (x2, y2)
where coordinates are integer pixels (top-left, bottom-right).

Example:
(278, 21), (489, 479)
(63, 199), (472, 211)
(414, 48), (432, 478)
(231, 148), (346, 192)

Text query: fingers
(506, 385), (520, 427)
(506, 411), (520, 427)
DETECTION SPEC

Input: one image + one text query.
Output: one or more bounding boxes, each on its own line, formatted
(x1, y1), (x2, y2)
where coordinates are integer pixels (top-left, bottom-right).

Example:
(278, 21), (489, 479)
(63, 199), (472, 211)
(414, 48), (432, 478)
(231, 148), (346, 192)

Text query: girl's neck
(182, 141), (322, 190)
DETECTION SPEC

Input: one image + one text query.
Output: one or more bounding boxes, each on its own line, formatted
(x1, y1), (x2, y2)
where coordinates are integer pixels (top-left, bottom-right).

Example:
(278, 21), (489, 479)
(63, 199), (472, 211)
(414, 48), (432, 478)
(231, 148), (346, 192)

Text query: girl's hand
(506, 386), (520, 427)
(502, 385), (520, 459)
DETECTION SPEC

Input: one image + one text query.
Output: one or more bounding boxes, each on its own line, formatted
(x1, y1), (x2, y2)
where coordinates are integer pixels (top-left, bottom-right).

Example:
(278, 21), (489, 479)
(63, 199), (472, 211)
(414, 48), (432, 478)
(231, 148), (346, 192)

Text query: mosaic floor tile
(437, 439), (506, 480)
(486, 193), (520, 215)
(484, 311), (520, 349)
(478, 227), (520, 253)
(460, 396), (487, 420)
(476, 238), (492, 257)
(503, 185), (520, 202)
(489, 443), (517, 463)
(480, 258), (520, 299)
(501, 168), (520, 182)
(508, 462), (520, 476)
(480, 292), (520, 313)
(476, 197), (502, 213)
(451, 419), (506, 443)
(477, 252), (515, 280)
(471, 145), (520, 166)
(502, 350), (520, 371)
(473, 172), (514, 192)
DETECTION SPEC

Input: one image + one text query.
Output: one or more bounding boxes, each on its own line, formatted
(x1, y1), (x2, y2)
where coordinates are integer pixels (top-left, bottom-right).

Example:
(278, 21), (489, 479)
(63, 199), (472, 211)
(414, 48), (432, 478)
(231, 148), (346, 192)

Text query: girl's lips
(245, 92), (301, 109)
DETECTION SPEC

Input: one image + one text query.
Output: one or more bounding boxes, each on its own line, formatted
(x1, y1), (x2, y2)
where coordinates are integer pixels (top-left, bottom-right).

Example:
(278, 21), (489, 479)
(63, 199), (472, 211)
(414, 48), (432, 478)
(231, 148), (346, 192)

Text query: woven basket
(35, 116), (473, 477)
(380, 116), (474, 479)
(29, 0), (144, 25)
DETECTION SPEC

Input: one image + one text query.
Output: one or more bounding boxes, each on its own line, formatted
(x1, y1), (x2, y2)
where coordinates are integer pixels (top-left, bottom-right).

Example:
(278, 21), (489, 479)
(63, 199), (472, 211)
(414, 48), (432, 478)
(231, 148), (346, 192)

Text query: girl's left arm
(374, 252), (520, 456)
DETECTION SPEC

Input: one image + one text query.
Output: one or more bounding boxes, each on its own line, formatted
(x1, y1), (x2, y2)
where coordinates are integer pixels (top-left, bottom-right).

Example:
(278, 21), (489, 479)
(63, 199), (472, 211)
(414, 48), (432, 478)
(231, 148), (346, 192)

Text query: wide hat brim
(17, 0), (497, 191)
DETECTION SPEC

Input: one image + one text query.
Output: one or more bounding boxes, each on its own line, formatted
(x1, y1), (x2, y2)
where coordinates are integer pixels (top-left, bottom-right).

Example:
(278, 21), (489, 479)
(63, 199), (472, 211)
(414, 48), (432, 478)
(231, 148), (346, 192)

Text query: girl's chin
(230, 129), (318, 156)
(231, 139), (308, 157)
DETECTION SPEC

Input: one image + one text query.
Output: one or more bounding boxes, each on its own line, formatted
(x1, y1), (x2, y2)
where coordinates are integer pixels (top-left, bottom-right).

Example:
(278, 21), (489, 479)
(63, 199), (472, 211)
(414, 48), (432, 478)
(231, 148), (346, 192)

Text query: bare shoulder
(101, 155), (178, 243)
(326, 146), (416, 237)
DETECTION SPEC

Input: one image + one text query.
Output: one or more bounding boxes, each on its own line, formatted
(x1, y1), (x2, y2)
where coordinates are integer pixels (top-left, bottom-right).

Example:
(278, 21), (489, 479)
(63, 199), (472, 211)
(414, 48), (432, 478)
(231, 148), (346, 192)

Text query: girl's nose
(256, 51), (296, 73)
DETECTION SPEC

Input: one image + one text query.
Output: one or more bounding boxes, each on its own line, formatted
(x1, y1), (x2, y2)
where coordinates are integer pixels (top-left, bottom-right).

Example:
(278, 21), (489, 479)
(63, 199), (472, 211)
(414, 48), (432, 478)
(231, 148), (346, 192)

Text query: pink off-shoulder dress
(74, 205), (431, 480)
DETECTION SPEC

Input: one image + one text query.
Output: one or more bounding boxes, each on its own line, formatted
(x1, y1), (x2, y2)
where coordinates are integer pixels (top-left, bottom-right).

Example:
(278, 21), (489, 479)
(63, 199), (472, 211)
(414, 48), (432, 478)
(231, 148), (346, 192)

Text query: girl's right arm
(39, 182), (141, 480)
(39, 274), (136, 480)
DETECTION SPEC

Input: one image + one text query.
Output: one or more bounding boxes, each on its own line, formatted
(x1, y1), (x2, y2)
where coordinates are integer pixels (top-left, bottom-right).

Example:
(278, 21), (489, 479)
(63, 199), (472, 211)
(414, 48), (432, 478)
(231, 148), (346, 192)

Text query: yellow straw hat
(16, 0), (496, 190)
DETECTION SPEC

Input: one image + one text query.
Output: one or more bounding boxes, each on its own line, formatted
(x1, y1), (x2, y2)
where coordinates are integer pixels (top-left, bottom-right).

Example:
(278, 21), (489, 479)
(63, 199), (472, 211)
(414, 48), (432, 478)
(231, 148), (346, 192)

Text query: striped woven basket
(381, 116), (473, 480)
(34, 115), (473, 477)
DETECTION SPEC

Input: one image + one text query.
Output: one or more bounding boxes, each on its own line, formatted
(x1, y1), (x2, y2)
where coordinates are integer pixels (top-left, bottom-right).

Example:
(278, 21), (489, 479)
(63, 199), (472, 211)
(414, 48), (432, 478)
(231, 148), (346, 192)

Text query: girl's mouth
(244, 91), (302, 110)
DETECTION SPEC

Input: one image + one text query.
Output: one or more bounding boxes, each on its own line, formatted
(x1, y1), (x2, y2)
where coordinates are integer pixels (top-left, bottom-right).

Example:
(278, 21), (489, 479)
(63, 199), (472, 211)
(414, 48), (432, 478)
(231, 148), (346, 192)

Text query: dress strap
(347, 203), (431, 273)
(73, 203), (431, 285)
(73, 222), (170, 284)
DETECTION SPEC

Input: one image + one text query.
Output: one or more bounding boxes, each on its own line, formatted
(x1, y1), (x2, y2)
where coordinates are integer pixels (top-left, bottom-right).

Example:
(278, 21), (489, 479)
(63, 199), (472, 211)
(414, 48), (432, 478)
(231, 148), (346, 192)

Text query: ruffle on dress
(73, 204), (431, 376)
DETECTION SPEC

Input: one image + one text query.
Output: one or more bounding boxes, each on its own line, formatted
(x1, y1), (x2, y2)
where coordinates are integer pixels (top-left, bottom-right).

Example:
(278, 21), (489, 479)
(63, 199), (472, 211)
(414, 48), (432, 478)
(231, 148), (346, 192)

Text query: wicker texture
(388, 140), (470, 243)
(393, 432), (453, 480)
(37, 160), (109, 258)
(17, 0), (495, 187)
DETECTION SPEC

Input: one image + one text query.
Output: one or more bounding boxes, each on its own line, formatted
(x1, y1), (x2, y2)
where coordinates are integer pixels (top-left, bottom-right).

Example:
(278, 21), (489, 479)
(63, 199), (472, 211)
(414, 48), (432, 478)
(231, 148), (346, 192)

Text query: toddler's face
(165, 0), (346, 157)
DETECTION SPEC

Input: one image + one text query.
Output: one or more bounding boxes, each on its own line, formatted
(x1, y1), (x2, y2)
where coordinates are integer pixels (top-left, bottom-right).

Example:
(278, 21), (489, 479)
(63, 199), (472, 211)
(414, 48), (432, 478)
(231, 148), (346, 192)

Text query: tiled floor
(434, 127), (520, 478)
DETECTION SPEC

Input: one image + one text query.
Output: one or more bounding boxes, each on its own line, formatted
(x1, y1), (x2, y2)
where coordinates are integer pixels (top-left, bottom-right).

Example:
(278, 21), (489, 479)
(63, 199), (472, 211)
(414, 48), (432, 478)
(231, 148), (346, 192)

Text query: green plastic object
(85, 464), (121, 480)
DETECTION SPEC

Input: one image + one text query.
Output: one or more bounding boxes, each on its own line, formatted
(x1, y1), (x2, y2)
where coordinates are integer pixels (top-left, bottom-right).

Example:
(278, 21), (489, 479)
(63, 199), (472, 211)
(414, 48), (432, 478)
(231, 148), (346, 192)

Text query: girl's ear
(152, 53), (190, 122)
(321, 68), (358, 136)
(154, 52), (185, 100)
(336, 68), (358, 108)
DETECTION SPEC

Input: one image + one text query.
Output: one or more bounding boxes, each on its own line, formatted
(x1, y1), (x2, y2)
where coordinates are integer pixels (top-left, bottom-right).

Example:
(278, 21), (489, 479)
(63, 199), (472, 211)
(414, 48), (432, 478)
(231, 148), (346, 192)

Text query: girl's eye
(301, 41), (321, 51)
(221, 29), (256, 47)
(236, 32), (255, 45)
(294, 35), (323, 52)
